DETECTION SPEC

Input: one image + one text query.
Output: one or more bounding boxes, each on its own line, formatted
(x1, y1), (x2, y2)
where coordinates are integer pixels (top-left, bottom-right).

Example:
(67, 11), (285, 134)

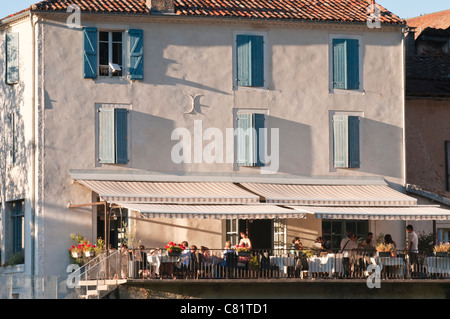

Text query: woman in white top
(239, 232), (252, 249)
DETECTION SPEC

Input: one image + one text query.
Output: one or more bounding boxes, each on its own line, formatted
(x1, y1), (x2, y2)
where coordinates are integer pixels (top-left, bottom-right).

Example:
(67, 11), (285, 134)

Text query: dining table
(424, 256), (450, 277)
(269, 255), (296, 276)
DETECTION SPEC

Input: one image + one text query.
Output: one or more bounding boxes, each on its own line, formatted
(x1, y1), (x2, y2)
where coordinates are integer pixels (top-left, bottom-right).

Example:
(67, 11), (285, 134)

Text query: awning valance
(240, 183), (417, 206)
(75, 180), (259, 204)
(290, 206), (450, 221)
(114, 203), (305, 220)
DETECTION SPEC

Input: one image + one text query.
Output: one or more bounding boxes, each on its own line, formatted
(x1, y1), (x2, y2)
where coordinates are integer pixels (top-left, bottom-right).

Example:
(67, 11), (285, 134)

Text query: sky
(0, 0), (449, 20)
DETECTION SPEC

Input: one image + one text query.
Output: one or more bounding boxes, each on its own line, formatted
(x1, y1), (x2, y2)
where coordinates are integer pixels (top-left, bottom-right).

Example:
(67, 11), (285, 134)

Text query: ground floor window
(322, 220), (369, 250)
(438, 229), (450, 244)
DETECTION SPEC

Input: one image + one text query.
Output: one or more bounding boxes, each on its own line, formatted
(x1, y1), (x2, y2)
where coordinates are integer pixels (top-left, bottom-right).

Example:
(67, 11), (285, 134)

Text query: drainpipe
(30, 11), (38, 299)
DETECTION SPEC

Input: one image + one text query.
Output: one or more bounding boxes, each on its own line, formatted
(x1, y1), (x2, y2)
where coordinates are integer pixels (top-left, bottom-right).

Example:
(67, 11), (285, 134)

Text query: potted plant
(165, 242), (184, 256)
(235, 244), (251, 257)
(433, 243), (450, 257)
(376, 243), (395, 257)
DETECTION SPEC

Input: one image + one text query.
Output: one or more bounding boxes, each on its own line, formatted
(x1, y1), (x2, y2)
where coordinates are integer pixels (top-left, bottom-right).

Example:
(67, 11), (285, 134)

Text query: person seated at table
(312, 237), (327, 253)
(239, 232), (252, 249)
(180, 241), (191, 269)
(290, 237), (303, 254)
(220, 241), (235, 267)
(384, 234), (397, 257)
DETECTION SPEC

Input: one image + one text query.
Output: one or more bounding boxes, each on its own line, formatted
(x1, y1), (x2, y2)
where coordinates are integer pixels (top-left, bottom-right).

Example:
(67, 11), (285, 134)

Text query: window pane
(99, 42), (109, 66)
(112, 32), (122, 42)
(99, 31), (109, 42)
(112, 42), (123, 66)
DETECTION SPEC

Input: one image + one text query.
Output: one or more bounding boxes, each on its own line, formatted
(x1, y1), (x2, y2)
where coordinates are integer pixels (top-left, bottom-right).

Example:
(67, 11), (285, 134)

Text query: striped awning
(290, 206), (450, 221)
(114, 203), (306, 220)
(75, 180), (259, 204)
(240, 183), (417, 206)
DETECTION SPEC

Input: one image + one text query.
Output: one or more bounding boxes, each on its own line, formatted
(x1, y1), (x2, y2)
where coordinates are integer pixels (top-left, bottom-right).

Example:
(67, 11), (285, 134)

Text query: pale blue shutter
(251, 36), (264, 87)
(6, 33), (19, 84)
(346, 39), (360, 90)
(98, 108), (115, 164)
(236, 35), (251, 87)
(83, 27), (98, 79)
(115, 108), (128, 164)
(129, 29), (144, 80)
(333, 115), (348, 168)
(348, 116), (360, 168)
(333, 39), (360, 90)
(236, 35), (264, 87)
(237, 113), (253, 166)
(253, 113), (265, 166)
(332, 39), (347, 90)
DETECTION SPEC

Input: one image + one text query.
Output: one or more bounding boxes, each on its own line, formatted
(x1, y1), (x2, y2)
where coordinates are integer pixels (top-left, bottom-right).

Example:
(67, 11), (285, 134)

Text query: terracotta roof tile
(407, 9), (450, 37)
(3, 0), (404, 24)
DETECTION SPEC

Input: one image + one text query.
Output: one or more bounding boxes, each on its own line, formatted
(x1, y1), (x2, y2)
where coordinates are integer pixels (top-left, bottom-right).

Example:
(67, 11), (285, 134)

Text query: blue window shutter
(236, 35), (251, 87)
(236, 113), (253, 166)
(250, 36), (264, 87)
(348, 116), (360, 168)
(98, 108), (115, 164)
(6, 33), (19, 84)
(253, 113), (265, 166)
(115, 108), (128, 164)
(333, 115), (349, 168)
(332, 39), (347, 90)
(83, 27), (98, 79)
(346, 39), (360, 90)
(129, 29), (144, 80)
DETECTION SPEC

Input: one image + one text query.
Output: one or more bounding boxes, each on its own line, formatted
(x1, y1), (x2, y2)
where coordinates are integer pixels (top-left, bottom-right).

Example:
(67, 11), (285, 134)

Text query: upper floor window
(99, 31), (123, 77)
(330, 36), (362, 92)
(332, 114), (360, 168)
(83, 28), (143, 80)
(5, 32), (19, 85)
(236, 112), (266, 167)
(235, 32), (266, 89)
(97, 105), (129, 165)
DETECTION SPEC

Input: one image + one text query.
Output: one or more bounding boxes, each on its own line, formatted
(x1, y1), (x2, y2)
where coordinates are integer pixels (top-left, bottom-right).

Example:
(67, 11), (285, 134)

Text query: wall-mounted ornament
(184, 94), (204, 115)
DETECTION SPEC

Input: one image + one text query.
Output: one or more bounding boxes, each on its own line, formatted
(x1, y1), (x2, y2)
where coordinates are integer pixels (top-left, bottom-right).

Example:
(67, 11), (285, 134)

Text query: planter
(84, 250), (95, 258)
(378, 252), (392, 257)
(71, 252), (82, 259)
(168, 251), (182, 257)
(238, 251), (251, 257)
(434, 252), (448, 258)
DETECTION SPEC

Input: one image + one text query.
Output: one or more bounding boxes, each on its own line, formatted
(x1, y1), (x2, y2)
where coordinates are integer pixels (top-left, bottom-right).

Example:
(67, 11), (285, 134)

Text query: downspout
(30, 11), (37, 299)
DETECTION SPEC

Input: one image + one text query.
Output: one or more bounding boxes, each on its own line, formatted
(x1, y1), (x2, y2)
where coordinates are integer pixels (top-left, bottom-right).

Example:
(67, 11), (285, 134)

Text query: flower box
(378, 252), (392, 257)
(237, 251), (251, 257)
(71, 252), (82, 259)
(434, 252), (448, 258)
(84, 250), (95, 258)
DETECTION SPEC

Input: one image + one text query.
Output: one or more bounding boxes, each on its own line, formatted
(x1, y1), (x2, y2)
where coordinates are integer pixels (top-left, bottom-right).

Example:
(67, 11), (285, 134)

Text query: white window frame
(232, 30), (269, 91)
(98, 30), (127, 78)
(328, 34), (365, 94)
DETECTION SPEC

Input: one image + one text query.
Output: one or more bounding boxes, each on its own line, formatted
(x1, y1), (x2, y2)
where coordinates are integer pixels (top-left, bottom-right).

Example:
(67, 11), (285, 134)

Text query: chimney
(146, 0), (174, 14)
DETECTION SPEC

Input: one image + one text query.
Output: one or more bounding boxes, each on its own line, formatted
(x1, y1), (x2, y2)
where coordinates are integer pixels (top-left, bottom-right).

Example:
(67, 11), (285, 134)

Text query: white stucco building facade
(1, 0), (448, 298)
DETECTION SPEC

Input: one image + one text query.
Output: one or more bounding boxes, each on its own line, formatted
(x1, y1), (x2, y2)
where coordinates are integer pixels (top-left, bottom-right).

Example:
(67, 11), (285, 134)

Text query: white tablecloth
(147, 255), (180, 275)
(269, 256), (296, 276)
(424, 257), (450, 275)
(375, 256), (406, 276)
(308, 255), (336, 274)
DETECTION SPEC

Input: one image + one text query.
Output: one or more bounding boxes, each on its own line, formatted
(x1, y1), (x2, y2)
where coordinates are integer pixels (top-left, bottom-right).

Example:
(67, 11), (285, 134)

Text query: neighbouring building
(1, 0), (450, 298)
(405, 10), (450, 243)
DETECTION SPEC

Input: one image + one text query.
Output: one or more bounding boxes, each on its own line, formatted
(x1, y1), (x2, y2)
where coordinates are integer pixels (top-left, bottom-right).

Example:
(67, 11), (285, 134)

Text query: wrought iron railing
(109, 248), (450, 280)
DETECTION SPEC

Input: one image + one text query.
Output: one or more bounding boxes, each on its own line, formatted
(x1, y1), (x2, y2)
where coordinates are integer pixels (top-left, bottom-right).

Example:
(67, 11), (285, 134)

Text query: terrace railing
(96, 248), (450, 281)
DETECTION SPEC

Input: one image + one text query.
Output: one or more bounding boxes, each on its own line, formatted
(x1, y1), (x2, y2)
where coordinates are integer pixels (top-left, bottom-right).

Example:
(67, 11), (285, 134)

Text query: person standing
(406, 225), (419, 277)
(239, 232), (252, 249)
